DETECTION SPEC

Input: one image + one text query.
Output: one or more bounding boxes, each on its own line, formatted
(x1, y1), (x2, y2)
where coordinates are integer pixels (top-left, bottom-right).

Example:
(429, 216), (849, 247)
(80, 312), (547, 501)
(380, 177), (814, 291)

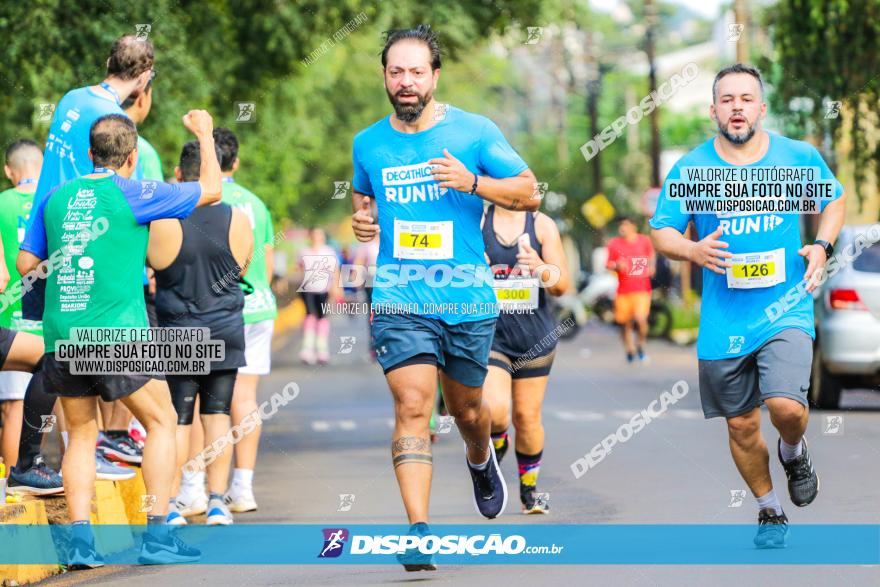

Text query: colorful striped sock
(516, 449), (543, 488)
(490, 431), (509, 452)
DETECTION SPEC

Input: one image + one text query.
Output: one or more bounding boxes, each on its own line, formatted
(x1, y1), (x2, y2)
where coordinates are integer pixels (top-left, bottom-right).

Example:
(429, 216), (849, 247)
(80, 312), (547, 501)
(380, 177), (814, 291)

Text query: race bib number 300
(494, 277), (539, 311)
(726, 248), (785, 289)
(393, 219), (453, 260)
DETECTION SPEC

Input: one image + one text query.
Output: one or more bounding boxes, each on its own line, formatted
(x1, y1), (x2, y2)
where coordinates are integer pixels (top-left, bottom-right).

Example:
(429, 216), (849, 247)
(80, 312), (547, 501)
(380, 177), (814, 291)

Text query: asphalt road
(39, 314), (880, 586)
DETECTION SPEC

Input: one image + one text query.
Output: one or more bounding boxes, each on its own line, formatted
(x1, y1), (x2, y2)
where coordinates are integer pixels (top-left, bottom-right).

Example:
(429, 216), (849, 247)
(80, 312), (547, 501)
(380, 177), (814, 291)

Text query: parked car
(811, 224), (880, 408)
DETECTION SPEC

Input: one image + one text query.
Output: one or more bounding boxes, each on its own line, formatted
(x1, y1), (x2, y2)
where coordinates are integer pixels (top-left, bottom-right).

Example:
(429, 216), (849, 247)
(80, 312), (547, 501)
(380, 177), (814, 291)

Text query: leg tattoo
(392, 436), (432, 468)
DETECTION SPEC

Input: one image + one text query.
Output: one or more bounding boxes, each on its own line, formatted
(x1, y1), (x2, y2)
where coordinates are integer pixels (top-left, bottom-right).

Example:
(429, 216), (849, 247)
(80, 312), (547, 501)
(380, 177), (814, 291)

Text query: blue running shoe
(67, 537), (105, 569)
(139, 530), (201, 564)
(465, 443), (507, 519)
(96, 451), (135, 481)
(7, 455), (64, 496)
(396, 522), (437, 572)
(754, 508), (789, 549)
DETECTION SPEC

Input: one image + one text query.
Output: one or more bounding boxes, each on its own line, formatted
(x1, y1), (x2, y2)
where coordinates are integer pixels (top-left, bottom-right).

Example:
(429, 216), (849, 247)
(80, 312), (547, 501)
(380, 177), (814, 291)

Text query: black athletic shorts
(33, 353), (155, 402)
(301, 292), (329, 318)
(489, 348), (556, 380)
(0, 327), (16, 370)
(167, 369), (237, 425)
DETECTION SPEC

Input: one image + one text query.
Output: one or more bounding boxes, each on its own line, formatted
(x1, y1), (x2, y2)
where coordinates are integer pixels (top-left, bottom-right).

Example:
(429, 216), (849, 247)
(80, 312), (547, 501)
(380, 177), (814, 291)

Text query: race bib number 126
(726, 248), (785, 289)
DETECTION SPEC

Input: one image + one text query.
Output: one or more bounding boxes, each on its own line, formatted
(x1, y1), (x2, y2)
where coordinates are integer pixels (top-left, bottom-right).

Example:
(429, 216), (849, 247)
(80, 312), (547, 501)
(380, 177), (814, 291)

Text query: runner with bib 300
(350, 25), (540, 572)
(650, 64), (845, 550)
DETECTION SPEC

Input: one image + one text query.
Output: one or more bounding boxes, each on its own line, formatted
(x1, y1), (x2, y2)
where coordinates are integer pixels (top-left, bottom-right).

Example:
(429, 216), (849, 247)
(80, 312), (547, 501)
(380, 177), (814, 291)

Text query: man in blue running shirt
(651, 64), (846, 549)
(350, 25), (540, 571)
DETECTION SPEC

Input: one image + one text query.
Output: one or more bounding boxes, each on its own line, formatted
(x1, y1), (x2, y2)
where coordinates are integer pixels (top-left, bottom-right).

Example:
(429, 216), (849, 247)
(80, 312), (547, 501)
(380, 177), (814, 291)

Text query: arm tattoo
(391, 436), (432, 468)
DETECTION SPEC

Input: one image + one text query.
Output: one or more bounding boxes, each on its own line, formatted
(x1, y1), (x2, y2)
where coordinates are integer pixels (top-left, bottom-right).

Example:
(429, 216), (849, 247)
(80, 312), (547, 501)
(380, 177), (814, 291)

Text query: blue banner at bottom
(0, 524), (878, 565)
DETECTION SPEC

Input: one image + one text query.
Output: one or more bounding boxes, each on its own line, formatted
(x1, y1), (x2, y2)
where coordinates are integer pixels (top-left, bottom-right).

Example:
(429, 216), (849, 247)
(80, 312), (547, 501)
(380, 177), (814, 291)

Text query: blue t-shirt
(352, 106), (528, 325)
(23, 86), (126, 320)
(649, 133), (843, 359)
(21, 174), (201, 259)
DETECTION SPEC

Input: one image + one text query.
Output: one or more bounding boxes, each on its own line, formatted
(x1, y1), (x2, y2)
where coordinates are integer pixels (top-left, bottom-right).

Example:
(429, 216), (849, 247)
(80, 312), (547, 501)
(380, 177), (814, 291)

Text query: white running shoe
(206, 499), (234, 526)
(224, 484), (258, 513)
(176, 491), (208, 517)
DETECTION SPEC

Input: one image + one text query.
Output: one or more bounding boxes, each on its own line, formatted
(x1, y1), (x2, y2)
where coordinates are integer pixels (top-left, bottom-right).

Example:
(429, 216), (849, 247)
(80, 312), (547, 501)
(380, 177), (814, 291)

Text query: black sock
(17, 374), (56, 471)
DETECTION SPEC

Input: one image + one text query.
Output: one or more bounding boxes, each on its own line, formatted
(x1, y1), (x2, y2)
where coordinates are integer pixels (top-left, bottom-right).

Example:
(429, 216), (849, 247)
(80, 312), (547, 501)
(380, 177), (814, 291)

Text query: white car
(811, 224), (880, 408)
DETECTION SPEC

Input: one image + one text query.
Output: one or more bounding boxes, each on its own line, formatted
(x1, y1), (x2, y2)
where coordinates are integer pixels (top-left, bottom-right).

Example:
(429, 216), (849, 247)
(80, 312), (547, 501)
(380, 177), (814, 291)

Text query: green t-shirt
(0, 187), (42, 334)
(28, 173), (201, 352)
(136, 136), (164, 181)
(221, 179), (278, 323)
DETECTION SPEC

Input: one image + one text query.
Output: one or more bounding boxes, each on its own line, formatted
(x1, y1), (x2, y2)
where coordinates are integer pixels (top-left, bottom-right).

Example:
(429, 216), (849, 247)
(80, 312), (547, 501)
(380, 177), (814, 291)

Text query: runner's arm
(651, 226), (694, 262)
(535, 213), (570, 296)
(428, 149), (539, 212)
(0, 235), (8, 292)
(352, 190), (379, 242)
(814, 194), (846, 250)
(652, 225), (732, 275)
(16, 251), (41, 276)
(801, 193), (846, 291)
(181, 110), (222, 207)
(472, 169), (540, 212)
(229, 208), (254, 277)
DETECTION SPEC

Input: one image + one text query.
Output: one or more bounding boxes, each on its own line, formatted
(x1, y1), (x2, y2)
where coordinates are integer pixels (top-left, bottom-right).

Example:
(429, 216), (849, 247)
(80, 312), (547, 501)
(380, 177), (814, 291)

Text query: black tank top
(481, 205), (556, 357)
(154, 204), (246, 370)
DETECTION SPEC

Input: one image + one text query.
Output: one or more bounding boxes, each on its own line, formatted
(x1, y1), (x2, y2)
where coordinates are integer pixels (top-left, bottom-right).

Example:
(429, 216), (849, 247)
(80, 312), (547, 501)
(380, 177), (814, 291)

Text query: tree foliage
(762, 0), (880, 207)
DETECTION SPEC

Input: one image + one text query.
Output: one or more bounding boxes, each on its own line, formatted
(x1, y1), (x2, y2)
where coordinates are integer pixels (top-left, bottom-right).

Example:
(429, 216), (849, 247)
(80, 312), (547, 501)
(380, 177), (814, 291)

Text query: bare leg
(620, 322), (636, 355)
(0, 400), (23, 468)
(58, 397), (98, 521)
(2, 331), (43, 372)
(727, 408), (772, 498)
(387, 364), (436, 524)
(201, 413), (233, 495)
(765, 397), (808, 446)
(438, 372), (490, 466)
(119, 379), (178, 517)
(230, 374), (260, 470)
(483, 366), (512, 434)
(511, 376), (548, 455)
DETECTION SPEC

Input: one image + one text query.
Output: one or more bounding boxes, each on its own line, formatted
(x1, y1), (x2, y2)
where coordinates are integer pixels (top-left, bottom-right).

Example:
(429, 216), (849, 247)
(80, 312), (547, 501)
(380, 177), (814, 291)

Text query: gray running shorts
(698, 328), (812, 419)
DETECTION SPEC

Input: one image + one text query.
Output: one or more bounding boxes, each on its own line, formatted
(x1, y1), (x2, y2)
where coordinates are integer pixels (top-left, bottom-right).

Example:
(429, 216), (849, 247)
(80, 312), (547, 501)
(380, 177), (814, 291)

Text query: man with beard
(350, 25), (539, 571)
(651, 64), (846, 549)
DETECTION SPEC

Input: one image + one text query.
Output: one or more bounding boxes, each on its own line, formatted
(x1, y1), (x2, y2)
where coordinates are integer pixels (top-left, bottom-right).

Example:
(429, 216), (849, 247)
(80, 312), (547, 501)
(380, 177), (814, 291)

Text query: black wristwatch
(814, 239), (833, 259)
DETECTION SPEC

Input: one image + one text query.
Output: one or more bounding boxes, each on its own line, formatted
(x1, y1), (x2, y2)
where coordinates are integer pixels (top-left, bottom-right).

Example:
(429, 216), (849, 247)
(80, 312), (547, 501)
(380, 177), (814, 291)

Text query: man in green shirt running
(0, 139), (43, 470)
(18, 110), (222, 566)
(213, 127), (277, 513)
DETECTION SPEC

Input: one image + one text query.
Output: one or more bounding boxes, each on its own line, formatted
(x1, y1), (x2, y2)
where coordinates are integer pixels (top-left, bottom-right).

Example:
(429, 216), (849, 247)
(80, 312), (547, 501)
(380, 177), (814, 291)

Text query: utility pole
(734, 0), (749, 63)
(644, 0), (661, 187)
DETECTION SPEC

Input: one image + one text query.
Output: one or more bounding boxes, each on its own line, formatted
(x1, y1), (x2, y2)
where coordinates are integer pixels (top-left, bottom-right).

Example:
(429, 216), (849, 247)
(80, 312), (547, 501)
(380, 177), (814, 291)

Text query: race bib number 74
(393, 219), (453, 260)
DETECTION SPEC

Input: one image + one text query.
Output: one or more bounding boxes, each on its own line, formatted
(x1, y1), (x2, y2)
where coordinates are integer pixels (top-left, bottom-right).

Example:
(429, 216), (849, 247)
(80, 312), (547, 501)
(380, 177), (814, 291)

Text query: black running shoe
(520, 484), (549, 514)
(465, 443), (507, 519)
(396, 522), (438, 572)
(778, 438), (819, 507)
(67, 538), (105, 569)
(138, 531), (201, 564)
(753, 508), (789, 549)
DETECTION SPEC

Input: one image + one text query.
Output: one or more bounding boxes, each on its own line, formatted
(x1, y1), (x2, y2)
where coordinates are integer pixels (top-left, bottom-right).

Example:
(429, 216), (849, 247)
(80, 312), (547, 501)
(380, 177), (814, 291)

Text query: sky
(589, 0), (727, 20)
